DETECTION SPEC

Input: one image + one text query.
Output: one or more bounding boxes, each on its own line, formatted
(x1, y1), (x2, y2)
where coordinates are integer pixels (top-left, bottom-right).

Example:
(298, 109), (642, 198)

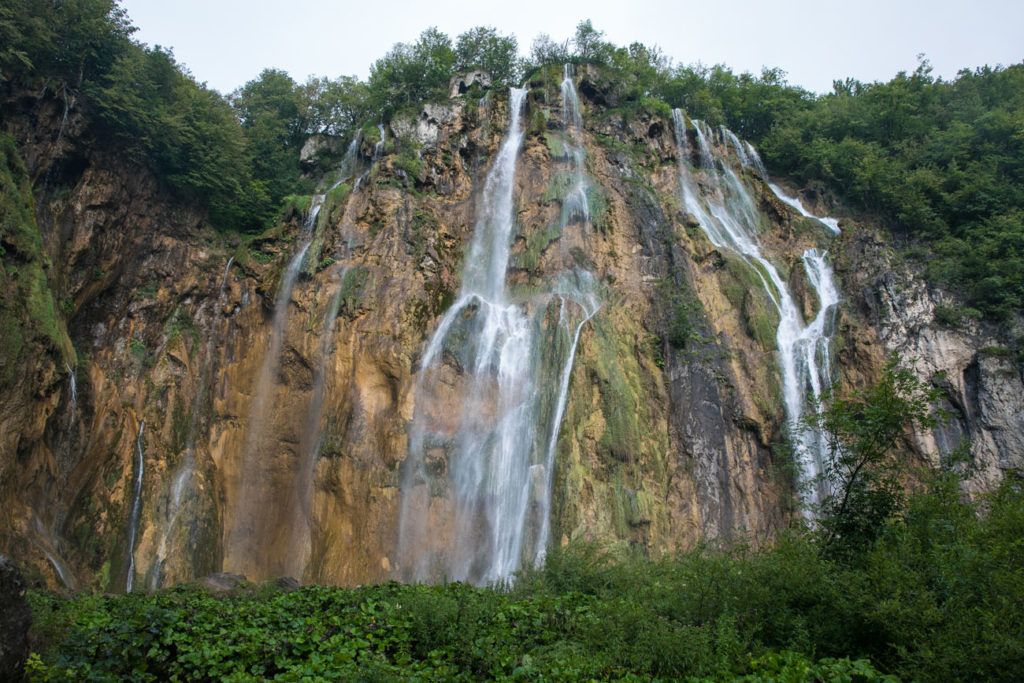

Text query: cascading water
(740, 141), (841, 234)
(125, 420), (145, 591)
(32, 516), (76, 589)
(287, 267), (347, 578)
(399, 73), (599, 584)
(672, 109), (841, 509)
(149, 256), (238, 590)
(560, 64), (589, 224)
(225, 198), (319, 575)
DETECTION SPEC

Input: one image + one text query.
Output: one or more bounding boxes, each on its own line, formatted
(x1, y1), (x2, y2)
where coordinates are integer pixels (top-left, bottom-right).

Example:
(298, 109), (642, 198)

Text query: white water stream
(125, 420), (145, 591)
(672, 110), (841, 509)
(398, 79), (598, 583)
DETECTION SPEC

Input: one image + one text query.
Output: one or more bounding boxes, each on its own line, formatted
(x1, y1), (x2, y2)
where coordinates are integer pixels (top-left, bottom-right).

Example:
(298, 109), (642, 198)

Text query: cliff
(1, 64), (1021, 591)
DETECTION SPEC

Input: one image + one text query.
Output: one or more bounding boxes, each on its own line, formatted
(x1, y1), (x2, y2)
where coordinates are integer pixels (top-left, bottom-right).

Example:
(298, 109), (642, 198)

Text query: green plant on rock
(812, 358), (944, 560)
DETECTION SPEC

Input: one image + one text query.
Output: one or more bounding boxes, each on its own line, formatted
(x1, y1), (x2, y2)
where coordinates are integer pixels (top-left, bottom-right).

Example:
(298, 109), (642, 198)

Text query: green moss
(585, 184), (609, 233)
(337, 265), (369, 317)
(279, 194), (312, 220)
(129, 338), (147, 364)
(718, 254), (780, 352)
(512, 223), (562, 274)
(543, 172), (573, 204)
(543, 131), (567, 159)
(0, 133), (75, 385)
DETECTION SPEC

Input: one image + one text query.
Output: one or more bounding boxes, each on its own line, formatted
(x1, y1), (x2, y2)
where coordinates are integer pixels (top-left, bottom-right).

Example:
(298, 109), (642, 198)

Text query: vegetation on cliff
(4, 4), (1021, 321)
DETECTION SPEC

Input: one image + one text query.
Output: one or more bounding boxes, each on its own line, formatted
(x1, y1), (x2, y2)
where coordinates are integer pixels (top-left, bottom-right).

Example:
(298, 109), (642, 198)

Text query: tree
(230, 68), (309, 210)
(529, 33), (569, 68)
(572, 20), (613, 65)
(302, 75), (370, 137)
(813, 359), (943, 559)
(367, 28), (455, 117)
(454, 27), (520, 87)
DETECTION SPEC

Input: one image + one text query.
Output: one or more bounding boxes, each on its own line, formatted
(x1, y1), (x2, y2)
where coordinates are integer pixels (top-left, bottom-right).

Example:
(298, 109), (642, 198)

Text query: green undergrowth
(25, 475), (1023, 681)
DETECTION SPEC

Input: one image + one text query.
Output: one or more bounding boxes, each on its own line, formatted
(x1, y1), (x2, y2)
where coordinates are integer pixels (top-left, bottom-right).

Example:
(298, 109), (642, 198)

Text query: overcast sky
(121, 0), (1023, 95)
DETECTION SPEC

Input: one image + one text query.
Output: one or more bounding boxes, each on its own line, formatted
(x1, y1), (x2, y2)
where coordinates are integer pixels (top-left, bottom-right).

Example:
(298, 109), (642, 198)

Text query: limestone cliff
(1, 65), (1020, 591)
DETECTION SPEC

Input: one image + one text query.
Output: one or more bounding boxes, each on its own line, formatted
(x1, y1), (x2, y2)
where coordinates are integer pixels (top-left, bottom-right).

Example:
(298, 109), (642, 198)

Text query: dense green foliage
(26, 476), (1023, 681)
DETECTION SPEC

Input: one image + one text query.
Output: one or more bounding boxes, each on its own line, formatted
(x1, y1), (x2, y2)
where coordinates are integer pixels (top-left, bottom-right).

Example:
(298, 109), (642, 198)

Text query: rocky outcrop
(839, 230), (1024, 492)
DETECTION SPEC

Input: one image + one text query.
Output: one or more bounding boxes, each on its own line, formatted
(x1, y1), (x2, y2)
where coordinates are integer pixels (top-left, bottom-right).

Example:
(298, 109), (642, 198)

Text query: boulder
(0, 556), (31, 681)
(199, 572), (249, 593)
(449, 70), (492, 98)
(299, 135), (344, 169)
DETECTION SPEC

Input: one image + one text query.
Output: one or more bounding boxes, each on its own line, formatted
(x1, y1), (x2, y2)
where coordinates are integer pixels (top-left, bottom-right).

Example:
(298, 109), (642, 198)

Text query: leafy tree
(454, 26), (520, 87)
(230, 68), (311, 215)
(572, 20), (614, 66)
(301, 75), (370, 137)
(529, 33), (570, 68)
(367, 27), (455, 117)
(813, 359), (943, 559)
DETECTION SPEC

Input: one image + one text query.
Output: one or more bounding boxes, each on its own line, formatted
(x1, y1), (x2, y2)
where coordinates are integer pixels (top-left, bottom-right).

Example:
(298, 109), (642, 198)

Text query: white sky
(121, 0), (1023, 95)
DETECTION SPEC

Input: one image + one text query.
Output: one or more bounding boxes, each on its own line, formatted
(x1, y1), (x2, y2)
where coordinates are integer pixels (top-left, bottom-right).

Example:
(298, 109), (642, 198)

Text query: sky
(121, 0), (1024, 95)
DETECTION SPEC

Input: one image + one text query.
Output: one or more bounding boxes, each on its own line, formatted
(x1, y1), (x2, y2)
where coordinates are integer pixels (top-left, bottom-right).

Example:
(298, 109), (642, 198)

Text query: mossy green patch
(0, 133), (75, 385)
(512, 223), (562, 274)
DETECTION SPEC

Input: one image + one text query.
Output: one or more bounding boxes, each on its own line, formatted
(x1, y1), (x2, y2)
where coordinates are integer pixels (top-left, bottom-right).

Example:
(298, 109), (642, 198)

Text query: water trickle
(732, 136), (841, 234)
(126, 420), (145, 592)
(225, 201), (317, 575)
(374, 124), (386, 159)
(32, 516), (76, 589)
(672, 110), (841, 509)
(288, 266), (347, 579)
(768, 183), (841, 234)
(65, 364), (77, 425)
(220, 256), (235, 293)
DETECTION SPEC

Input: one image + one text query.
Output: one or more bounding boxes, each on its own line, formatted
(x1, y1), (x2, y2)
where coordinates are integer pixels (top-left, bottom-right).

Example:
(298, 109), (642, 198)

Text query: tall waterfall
(398, 82), (597, 584)
(125, 420), (145, 591)
(672, 110), (840, 508)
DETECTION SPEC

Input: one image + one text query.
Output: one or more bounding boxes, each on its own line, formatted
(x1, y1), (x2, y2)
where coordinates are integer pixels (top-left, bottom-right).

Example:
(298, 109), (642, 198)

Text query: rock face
(0, 556), (31, 681)
(0, 65), (1020, 591)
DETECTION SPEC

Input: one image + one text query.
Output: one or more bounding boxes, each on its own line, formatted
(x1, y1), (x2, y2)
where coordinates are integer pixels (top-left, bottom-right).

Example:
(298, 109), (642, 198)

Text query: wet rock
(0, 556), (31, 682)
(271, 576), (300, 591)
(300, 134), (344, 169)
(200, 572), (248, 593)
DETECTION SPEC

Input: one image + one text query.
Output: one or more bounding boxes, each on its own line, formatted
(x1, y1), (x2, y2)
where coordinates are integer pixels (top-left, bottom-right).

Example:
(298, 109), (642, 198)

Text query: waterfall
(374, 124), (386, 159)
(149, 255), (238, 590)
(737, 139), (842, 234)
(560, 64), (589, 225)
(768, 183), (841, 234)
(220, 256), (235, 293)
(125, 420), (145, 592)
(225, 200), (319, 575)
(399, 74), (598, 584)
(671, 110), (841, 509)
(288, 267), (347, 579)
